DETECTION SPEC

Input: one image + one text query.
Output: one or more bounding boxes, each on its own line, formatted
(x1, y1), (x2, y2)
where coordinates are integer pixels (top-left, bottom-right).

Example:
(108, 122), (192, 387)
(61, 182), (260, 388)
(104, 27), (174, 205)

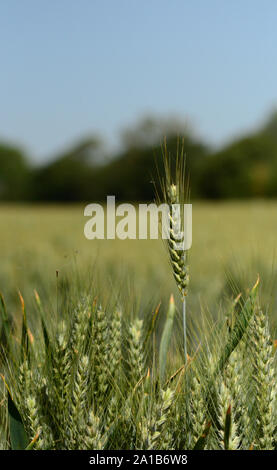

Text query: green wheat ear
(156, 137), (190, 361)
(167, 183), (189, 297)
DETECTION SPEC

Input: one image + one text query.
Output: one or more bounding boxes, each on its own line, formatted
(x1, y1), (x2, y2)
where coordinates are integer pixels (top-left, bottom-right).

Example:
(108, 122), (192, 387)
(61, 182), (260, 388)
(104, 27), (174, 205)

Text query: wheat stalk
(249, 308), (276, 449)
(156, 137), (190, 362)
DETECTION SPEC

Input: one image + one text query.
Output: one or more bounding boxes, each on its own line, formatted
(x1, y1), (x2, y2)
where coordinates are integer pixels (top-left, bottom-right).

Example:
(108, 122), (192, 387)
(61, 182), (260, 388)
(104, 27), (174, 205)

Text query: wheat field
(1, 201), (277, 320)
(0, 201), (277, 450)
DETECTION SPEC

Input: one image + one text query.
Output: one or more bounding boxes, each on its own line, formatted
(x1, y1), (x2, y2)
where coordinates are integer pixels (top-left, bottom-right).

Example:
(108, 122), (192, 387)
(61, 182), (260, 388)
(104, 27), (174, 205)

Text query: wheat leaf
(8, 390), (29, 450)
(159, 294), (175, 382)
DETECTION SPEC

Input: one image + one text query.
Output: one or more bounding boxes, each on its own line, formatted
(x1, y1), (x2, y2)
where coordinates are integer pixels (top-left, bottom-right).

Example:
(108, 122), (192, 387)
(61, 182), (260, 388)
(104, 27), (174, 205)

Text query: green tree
(199, 133), (277, 199)
(0, 143), (31, 200)
(33, 137), (103, 202)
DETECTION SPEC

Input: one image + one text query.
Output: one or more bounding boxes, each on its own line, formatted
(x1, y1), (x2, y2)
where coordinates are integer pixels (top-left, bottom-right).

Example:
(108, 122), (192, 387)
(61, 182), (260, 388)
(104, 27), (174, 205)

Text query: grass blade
(159, 294), (176, 382)
(8, 390), (29, 450)
(25, 432), (40, 450)
(193, 421), (211, 450)
(224, 405), (232, 450)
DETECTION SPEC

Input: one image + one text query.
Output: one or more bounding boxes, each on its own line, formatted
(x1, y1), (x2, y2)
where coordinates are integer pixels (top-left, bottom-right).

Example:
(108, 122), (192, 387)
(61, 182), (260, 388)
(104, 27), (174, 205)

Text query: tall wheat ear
(155, 137), (190, 362)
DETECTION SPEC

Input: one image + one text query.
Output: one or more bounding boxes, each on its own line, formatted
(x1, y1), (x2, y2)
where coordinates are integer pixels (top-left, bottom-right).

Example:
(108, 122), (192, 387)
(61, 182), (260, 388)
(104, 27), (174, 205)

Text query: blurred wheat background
(1, 201), (277, 330)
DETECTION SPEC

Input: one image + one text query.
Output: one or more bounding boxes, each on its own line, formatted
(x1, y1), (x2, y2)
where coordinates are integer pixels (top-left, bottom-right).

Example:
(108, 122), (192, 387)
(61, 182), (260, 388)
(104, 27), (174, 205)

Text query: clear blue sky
(1, 0), (277, 162)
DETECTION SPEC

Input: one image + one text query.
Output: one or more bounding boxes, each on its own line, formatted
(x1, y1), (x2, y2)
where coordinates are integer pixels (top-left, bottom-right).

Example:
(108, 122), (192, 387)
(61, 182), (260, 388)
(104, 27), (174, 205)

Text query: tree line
(1, 112), (277, 202)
